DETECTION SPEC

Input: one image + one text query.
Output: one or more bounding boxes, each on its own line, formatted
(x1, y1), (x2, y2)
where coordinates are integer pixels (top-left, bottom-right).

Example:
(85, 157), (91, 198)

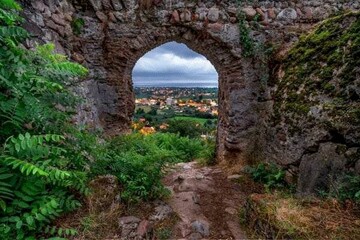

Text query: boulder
(297, 143), (346, 195)
(277, 8), (297, 22)
(191, 220), (210, 237)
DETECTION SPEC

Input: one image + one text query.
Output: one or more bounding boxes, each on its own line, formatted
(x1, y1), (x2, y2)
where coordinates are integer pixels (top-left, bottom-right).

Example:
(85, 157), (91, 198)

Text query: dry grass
(55, 175), (179, 239)
(245, 192), (360, 239)
(55, 175), (125, 239)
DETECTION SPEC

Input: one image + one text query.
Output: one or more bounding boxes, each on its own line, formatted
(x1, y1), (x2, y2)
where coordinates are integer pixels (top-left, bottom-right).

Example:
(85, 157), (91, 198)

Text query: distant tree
(136, 108), (145, 115)
(148, 107), (157, 115)
(164, 119), (204, 138)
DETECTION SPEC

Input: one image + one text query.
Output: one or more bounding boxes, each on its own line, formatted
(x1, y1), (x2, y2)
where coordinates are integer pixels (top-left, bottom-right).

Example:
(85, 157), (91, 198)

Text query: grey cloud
(149, 42), (201, 59)
(133, 41), (218, 86)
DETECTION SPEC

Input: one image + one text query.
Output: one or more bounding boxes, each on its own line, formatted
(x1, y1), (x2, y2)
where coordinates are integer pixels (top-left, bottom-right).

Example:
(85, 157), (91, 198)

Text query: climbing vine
(236, 0), (256, 57)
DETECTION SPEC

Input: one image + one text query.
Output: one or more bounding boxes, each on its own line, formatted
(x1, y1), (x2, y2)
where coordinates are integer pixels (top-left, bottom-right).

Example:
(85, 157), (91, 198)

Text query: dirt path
(163, 162), (248, 239)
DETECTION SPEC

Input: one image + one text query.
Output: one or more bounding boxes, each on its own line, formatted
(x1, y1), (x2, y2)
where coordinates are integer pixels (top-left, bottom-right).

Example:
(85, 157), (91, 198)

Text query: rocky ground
(163, 162), (248, 239)
(59, 161), (359, 239)
(97, 162), (259, 240)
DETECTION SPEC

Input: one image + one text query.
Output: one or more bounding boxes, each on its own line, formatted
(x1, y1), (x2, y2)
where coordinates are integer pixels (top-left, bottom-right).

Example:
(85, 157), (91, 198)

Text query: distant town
(133, 87), (219, 136)
(135, 87), (218, 115)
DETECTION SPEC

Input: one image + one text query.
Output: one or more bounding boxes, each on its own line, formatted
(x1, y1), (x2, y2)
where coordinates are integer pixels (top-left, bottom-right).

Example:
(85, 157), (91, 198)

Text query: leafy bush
(163, 119), (205, 138)
(247, 163), (287, 191)
(91, 133), (214, 203)
(338, 174), (360, 202)
(324, 174), (360, 203)
(0, 1), (91, 238)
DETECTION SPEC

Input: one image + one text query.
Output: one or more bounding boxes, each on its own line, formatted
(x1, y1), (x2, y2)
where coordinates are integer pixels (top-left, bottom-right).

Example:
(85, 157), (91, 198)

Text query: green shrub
(90, 133), (214, 203)
(0, 1), (91, 238)
(246, 163), (287, 191)
(163, 119), (205, 138)
(325, 174), (360, 203)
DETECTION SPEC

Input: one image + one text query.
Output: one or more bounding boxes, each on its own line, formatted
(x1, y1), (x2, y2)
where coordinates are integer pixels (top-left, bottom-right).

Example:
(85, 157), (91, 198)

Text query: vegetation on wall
(270, 11), (360, 203)
(274, 12), (360, 128)
(236, 0), (255, 57)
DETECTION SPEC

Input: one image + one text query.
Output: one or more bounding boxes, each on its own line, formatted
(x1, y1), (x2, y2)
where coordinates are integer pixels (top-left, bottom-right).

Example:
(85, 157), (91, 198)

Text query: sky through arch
(132, 42), (218, 88)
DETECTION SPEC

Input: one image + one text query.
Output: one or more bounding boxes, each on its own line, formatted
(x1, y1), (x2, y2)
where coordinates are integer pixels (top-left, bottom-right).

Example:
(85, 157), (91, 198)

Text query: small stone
(89, 0), (102, 11)
(96, 11), (108, 22)
(64, 13), (73, 22)
(268, 8), (276, 19)
(296, 8), (303, 17)
(242, 7), (257, 20)
(45, 19), (59, 30)
(189, 232), (203, 240)
(227, 174), (242, 180)
(195, 174), (204, 180)
(119, 216), (141, 225)
(207, 7), (219, 22)
(255, 8), (265, 20)
(207, 23), (223, 33)
(108, 12), (117, 22)
(277, 8), (298, 21)
(32, 1), (46, 12)
(176, 175), (185, 182)
(180, 9), (191, 22)
(72, 52), (85, 63)
(150, 204), (173, 221)
(227, 7), (237, 15)
(171, 10), (180, 23)
(30, 13), (45, 27)
(230, 17), (237, 23)
(191, 220), (210, 237)
(303, 7), (313, 19)
(51, 13), (66, 26)
(225, 207), (237, 215)
(119, 216), (141, 238)
(136, 220), (152, 237)
(183, 163), (192, 170)
(111, 0), (123, 11)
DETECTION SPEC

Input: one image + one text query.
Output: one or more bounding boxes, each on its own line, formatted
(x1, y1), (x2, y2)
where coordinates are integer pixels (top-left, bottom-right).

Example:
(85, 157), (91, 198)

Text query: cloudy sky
(132, 41), (218, 87)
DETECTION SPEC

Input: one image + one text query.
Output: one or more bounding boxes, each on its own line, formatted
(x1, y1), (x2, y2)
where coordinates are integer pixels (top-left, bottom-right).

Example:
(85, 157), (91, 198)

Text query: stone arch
(100, 23), (263, 164)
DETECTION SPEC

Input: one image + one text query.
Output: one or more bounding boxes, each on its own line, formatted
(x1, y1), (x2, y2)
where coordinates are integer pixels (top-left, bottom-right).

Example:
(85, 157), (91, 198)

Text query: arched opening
(131, 41), (219, 151)
(102, 26), (260, 166)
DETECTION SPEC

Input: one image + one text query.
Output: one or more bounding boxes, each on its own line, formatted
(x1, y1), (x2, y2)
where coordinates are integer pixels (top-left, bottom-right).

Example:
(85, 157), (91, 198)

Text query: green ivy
(71, 17), (85, 36)
(236, 0), (255, 57)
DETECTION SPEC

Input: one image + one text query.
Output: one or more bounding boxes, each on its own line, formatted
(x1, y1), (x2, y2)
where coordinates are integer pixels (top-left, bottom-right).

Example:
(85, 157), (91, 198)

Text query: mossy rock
(273, 11), (360, 132)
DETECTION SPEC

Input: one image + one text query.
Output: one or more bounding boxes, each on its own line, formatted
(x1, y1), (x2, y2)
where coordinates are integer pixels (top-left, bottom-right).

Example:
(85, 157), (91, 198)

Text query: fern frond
(1, 156), (48, 176)
(0, 26), (28, 42)
(0, 0), (22, 10)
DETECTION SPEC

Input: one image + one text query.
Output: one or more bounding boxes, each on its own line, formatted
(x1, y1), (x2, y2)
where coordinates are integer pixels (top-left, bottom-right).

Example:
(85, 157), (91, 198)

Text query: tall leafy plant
(0, 0), (90, 238)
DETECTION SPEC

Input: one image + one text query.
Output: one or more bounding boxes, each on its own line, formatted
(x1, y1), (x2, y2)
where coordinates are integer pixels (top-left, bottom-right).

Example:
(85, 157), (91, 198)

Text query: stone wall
(266, 12), (360, 195)
(21, 0), (359, 192)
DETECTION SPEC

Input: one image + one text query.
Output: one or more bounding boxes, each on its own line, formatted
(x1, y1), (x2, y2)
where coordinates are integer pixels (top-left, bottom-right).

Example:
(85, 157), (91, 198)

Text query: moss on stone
(273, 12), (360, 131)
